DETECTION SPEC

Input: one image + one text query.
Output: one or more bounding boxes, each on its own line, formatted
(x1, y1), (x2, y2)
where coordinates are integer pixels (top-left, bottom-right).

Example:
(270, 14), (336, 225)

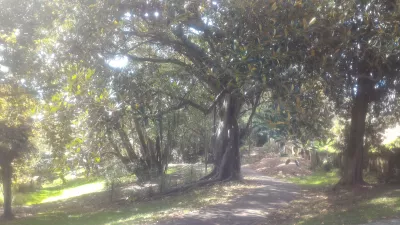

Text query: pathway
(156, 165), (300, 225)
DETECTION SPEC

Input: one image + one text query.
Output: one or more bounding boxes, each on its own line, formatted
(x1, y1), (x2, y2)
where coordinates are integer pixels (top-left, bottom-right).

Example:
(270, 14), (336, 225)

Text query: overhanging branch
(126, 54), (190, 68)
(164, 89), (228, 115)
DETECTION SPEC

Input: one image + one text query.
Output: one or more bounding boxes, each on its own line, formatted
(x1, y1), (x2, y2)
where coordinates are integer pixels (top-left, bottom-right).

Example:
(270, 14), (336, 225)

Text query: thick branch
(126, 54), (190, 68)
(166, 89), (228, 115)
(242, 91), (262, 138)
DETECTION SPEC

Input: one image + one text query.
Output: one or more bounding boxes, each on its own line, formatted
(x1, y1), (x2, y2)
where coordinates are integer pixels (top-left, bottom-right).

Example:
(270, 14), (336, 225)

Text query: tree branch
(242, 91), (262, 138)
(164, 88), (228, 115)
(126, 54), (190, 68)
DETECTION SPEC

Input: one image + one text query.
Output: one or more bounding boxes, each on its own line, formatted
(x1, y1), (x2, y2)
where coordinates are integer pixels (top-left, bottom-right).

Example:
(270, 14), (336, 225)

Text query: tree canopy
(0, 0), (400, 219)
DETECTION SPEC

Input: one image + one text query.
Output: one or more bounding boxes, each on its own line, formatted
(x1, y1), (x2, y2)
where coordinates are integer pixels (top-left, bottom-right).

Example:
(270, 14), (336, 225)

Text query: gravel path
(156, 165), (300, 225)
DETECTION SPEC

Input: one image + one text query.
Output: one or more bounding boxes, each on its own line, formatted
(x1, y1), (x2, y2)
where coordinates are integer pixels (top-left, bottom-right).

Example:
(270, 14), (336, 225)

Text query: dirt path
(155, 165), (300, 225)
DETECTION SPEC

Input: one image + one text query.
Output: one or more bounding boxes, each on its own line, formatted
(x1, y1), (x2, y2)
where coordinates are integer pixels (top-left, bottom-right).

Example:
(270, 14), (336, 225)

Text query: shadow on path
(156, 166), (300, 225)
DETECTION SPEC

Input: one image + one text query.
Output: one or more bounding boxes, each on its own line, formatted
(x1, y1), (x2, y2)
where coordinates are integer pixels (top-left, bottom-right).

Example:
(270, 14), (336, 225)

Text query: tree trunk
(340, 78), (374, 185)
(1, 162), (14, 220)
(207, 94), (242, 181)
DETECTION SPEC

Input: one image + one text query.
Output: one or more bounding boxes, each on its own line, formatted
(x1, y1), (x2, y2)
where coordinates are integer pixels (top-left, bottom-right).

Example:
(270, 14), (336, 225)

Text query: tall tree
(303, 0), (400, 185)
(52, 0), (312, 183)
(0, 85), (34, 220)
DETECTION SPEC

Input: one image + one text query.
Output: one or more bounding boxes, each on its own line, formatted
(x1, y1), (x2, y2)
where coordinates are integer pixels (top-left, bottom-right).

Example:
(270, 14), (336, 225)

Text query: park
(0, 0), (400, 224)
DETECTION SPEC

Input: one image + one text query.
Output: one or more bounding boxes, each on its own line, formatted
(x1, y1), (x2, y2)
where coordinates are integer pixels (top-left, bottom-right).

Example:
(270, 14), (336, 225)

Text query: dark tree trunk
(1, 162), (14, 220)
(340, 78), (374, 185)
(207, 94), (242, 181)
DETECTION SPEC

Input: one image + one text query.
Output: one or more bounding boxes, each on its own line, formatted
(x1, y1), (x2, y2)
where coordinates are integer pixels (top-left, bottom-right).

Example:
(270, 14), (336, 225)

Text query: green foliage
(386, 137), (400, 150)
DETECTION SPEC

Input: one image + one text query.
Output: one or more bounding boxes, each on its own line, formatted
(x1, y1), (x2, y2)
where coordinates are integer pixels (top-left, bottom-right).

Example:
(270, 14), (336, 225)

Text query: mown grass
(5, 181), (261, 225)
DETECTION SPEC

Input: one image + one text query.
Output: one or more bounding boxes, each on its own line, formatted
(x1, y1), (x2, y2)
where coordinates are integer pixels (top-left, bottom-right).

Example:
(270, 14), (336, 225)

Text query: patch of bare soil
(250, 154), (312, 178)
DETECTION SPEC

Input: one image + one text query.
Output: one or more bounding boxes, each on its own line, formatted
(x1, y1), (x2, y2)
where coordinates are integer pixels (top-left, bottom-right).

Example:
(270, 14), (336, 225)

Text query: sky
(382, 125), (400, 144)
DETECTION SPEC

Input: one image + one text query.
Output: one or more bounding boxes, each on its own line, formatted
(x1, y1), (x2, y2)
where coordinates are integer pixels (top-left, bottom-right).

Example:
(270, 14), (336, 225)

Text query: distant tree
(0, 84), (35, 220)
(0, 121), (32, 220)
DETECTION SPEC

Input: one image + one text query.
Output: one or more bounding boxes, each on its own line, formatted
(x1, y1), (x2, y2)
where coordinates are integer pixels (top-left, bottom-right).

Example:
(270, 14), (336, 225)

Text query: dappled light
(1, 0), (400, 224)
(41, 181), (105, 203)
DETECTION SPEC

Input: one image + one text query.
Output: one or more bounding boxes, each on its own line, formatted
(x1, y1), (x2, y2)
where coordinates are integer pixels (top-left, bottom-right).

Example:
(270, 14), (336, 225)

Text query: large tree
(51, 0), (315, 183)
(303, 0), (400, 185)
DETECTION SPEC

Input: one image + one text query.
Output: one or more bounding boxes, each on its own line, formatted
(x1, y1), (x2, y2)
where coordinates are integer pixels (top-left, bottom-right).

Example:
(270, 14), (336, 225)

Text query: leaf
(311, 50), (316, 56)
(294, 0), (302, 7)
(85, 68), (95, 80)
(303, 18), (308, 29)
(271, 2), (278, 11)
(309, 17), (316, 26)
(71, 74), (77, 81)
(296, 96), (301, 108)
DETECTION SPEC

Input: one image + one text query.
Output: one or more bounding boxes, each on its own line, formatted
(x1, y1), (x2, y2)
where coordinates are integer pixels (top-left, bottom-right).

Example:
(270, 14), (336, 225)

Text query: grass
(270, 169), (400, 225)
(4, 181), (261, 225)
(287, 169), (340, 188)
(0, 178), (105, 206)
(294, 187), (400, 225)
(40, 180), (105, 203)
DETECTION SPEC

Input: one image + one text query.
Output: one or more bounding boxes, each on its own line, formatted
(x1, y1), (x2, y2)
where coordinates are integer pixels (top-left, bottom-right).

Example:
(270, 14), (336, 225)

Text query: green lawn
(4, 181), (259, 225)
(1, 178), (104, 206)
(273, 169), (400, 225)
(297, 187), (400, 225)
(288, 169), (340, 188)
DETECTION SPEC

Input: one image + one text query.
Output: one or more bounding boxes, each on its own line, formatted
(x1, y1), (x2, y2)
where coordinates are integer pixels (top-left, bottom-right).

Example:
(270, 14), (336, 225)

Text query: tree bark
(1, 162), (14, 220)
(207, 93), (242, 181)
(340, 78), (374, 185)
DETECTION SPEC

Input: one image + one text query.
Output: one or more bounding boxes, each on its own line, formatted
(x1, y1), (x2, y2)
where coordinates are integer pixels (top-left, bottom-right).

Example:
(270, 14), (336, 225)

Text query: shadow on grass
(298, 188), (400, 225)
(277, 185), (400, 225)
(6, 180), (258, 225)
(268, 168), (400, 225)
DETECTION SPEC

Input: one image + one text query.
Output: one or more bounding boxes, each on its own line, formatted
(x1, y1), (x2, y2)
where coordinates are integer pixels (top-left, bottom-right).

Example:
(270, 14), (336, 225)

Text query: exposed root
(200, 168), (217, 181)
(333, 178), (369, 191)
(150, 170), (240, 200)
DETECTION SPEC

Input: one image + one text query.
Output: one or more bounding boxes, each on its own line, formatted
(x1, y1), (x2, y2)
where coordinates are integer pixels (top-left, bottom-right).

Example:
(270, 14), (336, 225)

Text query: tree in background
(302, 0), (400, 185)
(0, 85), (35, 220)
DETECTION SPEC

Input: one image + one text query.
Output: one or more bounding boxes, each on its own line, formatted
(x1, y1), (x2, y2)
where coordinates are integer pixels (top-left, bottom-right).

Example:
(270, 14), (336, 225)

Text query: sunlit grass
(165, 167), (178, 175)
(41, 180), (105, 203)
(288, 169), (340, 187)
(4, 181), (262, 225)
(0, 178), (105, 206)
